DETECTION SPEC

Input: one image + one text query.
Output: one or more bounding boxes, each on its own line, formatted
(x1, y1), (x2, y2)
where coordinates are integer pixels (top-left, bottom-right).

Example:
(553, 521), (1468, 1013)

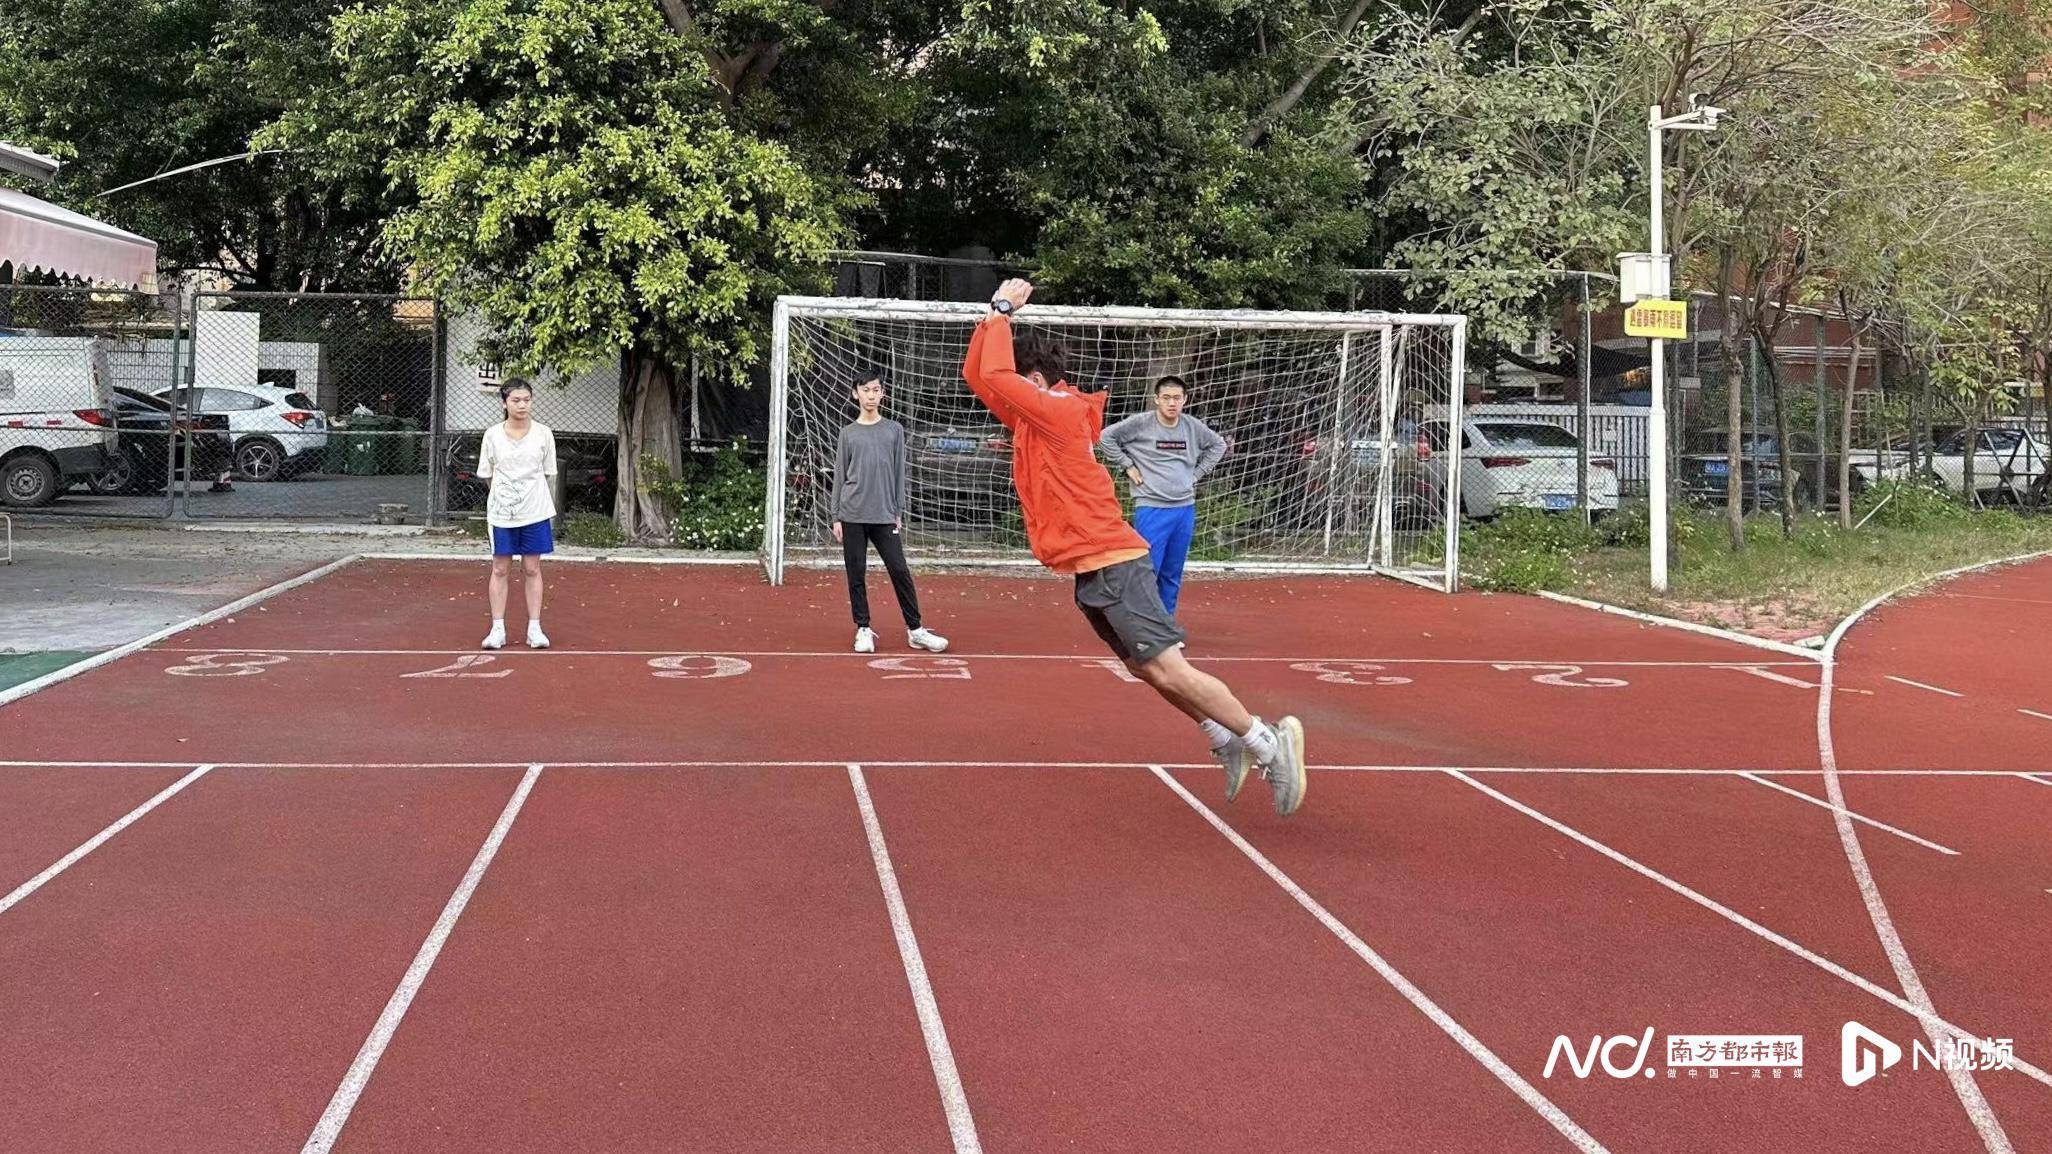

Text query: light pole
(1643, 98), (1721, 591)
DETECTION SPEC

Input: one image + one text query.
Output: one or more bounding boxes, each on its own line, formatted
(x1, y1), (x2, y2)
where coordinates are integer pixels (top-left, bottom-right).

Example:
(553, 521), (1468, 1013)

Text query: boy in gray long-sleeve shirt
(1099, 374), (1227, 614)
(835, 373), (949, 654)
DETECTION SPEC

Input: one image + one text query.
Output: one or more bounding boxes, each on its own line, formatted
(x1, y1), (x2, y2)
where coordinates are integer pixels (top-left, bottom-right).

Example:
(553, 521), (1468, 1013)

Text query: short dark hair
(1154, 375), (1187, 395)
(1013, 329), (1069, 386)
(498, 378), (534, 403)
(851, 370), (886, 390)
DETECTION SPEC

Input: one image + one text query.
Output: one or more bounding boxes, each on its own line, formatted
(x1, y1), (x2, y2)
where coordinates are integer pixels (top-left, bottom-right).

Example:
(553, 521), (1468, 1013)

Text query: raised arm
(962, 315), (1068, 436)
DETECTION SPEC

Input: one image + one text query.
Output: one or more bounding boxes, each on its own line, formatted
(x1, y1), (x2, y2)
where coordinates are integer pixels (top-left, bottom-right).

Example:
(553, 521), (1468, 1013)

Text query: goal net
(764, 297), (1468, 590)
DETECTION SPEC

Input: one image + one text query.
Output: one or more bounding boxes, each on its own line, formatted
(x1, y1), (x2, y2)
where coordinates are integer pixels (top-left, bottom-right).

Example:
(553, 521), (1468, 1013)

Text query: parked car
(445, 431), (617, 513)
(83, 387), (234, 495)
(908, 423), (1013, 525)
(152, 383), (329, 481)
(1419, 418), (1621, 518)
(1678, 429), (1836, 510)
(1852, 426), (2048, 504)
(0, 336), (116, 507)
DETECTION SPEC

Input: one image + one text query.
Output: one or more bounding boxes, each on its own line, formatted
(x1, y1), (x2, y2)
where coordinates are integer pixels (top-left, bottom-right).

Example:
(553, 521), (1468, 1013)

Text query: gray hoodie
(1098, 411), (1227, 508)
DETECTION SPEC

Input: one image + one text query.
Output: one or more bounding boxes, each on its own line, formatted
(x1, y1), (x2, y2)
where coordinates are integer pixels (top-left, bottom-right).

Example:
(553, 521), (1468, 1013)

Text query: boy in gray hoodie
(1098, 375), (1228, 614)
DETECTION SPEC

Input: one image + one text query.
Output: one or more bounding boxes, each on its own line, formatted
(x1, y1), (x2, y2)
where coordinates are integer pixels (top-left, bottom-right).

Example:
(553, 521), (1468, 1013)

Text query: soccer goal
(763, 296), (1469, 590)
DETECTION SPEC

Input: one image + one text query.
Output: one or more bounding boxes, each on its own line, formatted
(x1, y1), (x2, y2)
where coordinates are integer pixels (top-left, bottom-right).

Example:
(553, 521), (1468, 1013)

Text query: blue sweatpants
(1132, 504), (1197, 616)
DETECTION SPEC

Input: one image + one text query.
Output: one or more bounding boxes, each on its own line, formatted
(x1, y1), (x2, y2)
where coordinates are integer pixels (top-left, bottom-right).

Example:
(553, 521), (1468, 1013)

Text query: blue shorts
(490, 519), (555, 557)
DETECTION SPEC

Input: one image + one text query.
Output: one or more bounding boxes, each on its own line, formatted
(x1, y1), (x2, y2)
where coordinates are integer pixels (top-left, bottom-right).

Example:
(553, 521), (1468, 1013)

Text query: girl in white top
(478, 379), (558, 650)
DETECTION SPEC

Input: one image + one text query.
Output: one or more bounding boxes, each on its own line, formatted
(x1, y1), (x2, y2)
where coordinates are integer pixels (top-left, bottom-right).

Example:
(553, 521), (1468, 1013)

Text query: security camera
(1687, 92), (1725, 128)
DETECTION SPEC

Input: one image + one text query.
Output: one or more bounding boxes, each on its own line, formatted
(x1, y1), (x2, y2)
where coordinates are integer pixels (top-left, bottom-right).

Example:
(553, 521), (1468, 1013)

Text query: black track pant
(842, 522), (922, 631)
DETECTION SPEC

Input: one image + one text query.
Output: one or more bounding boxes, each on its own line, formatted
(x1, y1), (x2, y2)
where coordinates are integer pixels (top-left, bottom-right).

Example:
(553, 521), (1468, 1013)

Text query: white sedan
(1419, 418), (1620, 518)
(1852, 427), (2047, 503)
(153, 383), (329, 481)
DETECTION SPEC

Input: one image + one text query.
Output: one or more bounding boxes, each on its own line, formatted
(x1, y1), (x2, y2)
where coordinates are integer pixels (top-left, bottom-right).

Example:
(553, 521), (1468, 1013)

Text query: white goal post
(763, 296), (1468, 590)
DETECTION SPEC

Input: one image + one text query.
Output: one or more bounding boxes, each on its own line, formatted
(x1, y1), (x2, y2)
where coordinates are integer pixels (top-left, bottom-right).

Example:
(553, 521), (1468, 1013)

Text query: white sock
(1199, 718), (1235, 751)
(1239, 719), (1279, 765)
(489, 618), (505, 632)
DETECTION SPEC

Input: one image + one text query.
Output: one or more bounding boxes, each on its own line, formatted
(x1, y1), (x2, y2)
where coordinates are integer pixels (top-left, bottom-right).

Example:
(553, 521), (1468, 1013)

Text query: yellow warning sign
(1625, 299), (1687, 340)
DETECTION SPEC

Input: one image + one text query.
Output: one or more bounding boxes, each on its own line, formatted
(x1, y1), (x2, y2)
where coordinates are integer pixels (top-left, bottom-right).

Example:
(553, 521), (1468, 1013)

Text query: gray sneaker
(1261, 716), (1307, 816)
(1214, 736), (1251, 802)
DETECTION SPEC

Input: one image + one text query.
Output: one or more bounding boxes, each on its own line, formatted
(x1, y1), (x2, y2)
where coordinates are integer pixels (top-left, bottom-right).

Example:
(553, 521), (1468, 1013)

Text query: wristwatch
(990, 298), (1014, 317)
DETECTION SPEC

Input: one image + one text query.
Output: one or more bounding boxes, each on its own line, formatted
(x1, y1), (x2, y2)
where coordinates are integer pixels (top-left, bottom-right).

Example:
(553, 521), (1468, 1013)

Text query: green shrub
(561, 510), (627, 549)
(640, 442), (766, 550)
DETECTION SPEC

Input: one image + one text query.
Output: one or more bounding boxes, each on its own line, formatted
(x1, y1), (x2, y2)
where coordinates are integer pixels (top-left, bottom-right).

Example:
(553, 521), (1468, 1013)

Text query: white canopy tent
(0, 142), (158, 291)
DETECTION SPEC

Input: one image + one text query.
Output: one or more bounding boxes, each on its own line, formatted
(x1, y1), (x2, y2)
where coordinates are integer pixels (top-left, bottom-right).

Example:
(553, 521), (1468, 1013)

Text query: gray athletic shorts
(1075, 557), (1187, 665)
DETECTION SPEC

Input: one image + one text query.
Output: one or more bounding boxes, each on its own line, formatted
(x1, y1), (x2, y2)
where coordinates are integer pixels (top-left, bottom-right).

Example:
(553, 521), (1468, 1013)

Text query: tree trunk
(1761, 339), (1797, 535)
(1962, 409), (1979, 508)
(1915, 361), (1933, 477)
(615, 348), (683, 540)
(1718, 253), (1746, 551)
(1839, 331), (1862, 530)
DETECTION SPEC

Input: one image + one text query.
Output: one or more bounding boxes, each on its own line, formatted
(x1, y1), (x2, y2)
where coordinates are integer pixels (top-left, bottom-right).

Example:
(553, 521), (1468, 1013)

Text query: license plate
(1704, 461), (1728, 477)
(1542, 494), (1572, 510)
(934, 437), (975, 453)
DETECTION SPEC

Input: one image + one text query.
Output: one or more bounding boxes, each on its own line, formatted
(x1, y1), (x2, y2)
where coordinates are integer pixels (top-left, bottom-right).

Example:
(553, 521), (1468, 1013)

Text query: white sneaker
(908, 627), (950, 653)
(854, 627), (877, 653)
(1261, 715), (1307, 817)
(481, 624), (505, 650)
(1213, 736), (1251, 802)
(526, 623), (550, 649)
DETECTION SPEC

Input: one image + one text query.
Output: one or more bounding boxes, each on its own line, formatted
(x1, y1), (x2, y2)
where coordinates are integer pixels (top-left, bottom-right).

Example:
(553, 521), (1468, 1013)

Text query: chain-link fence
(1347, 270), (1923, 523)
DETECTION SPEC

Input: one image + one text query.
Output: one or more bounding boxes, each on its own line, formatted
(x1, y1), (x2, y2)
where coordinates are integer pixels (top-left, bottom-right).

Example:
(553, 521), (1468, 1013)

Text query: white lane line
(1150, 766), (1611, 1154)
(2018, 774), (2052, 788)
(0, 760), (2039, 776)
(1737, 772), (1959, 856)
(1730, 665), (1821, 690)
(301, 764), (544, 1154)
(0, 764), (215, 917)
(2017, 709), (2052, 724)
(139, 646), (1815, 668)
(1886, 676), (1963, 698)
(847, 765), (981, 1154)
(1445, 769), (2050, 1095)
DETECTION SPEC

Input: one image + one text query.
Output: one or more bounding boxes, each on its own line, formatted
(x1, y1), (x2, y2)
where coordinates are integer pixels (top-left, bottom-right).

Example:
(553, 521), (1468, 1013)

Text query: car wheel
(234, 437), (285, 482)
(1, 452), (61, 508)
(87, 452), (138, 495)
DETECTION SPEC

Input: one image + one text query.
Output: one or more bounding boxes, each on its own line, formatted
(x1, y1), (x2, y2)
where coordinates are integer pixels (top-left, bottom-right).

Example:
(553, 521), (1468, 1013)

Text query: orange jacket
(962, 315), (1149, 574)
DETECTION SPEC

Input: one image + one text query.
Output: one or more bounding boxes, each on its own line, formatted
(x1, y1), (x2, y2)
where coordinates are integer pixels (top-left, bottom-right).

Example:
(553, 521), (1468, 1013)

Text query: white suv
(154, 383), (328, 481)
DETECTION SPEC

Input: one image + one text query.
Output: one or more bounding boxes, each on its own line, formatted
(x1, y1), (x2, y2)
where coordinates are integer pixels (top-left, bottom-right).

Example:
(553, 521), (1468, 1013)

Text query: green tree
(0, 0), (393, 290)
(270, 0), (842, 536)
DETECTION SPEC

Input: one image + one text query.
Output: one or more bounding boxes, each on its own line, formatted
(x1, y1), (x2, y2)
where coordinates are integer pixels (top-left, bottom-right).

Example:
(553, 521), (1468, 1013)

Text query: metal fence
(1348, 270), (1915, 521)
(1, 252), (1026, 525)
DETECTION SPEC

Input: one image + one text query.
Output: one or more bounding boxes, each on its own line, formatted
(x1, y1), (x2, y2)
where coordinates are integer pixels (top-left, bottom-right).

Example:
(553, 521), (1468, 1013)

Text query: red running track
(0, 555), (2045, 1152)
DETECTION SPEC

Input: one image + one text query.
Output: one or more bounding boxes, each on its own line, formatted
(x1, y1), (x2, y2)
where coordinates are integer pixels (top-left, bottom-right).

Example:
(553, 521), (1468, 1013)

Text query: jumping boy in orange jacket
(962, 277), (1307, 814)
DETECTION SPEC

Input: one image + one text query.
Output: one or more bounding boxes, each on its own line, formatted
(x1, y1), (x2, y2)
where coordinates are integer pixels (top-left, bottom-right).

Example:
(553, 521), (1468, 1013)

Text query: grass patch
(1461, 481), (2052, 638)
(561, 511), (627, 549)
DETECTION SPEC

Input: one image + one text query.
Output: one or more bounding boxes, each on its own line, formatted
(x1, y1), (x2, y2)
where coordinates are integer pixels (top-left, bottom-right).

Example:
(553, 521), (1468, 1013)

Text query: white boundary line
(0, 764), (215, 917)
(1445, 770), (2051, 1092)
(1808, 556), (2052, 1153)
(0, 555), (362, 709)
(847, 766), (981, 1154)
(138, 647), (1817, 667)
(301, 763), (543, 1154)
(2018, 774), (2052, 789)
(1150, 766), (1609, 1153)
(1736, 772), (1958, 856)
(1886, 676), (1964, 698)
(2017, 709), (2052, 724)
(1535, 590), (1823, 661)
(360, 551), (761, 566)
(0, 759), (2037, 776)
